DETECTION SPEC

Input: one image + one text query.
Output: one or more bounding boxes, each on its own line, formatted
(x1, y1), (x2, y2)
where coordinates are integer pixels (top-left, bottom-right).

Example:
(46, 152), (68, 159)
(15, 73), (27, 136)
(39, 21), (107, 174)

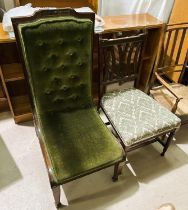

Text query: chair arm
(155, 72), (183, 101)
(154, 72), (183, 113)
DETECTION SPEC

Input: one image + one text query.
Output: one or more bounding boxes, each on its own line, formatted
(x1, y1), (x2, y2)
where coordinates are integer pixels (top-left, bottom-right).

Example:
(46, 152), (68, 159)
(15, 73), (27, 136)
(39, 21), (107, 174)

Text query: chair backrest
(157, 23), (188, 82)
(99, 32), (146, 96)
(12, 9), (95, 115)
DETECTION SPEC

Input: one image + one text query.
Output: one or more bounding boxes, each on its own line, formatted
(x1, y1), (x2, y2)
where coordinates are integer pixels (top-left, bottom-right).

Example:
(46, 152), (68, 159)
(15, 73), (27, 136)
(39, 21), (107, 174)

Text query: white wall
(0, 0), (15, 10)
(98, 0), (175, 23)
(0, 0), (5, 9)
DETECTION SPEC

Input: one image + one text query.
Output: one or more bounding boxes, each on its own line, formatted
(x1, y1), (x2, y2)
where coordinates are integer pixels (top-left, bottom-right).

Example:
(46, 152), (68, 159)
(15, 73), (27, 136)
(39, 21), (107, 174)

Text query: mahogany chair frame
(99, 31), (178, 170)
(99, 31), (146, 98)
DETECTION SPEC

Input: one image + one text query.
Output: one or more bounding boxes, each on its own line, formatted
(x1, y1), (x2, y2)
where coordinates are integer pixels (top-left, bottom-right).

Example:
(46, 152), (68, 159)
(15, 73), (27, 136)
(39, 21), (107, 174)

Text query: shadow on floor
(18, 121), (34, 127)
(128, 140), (188, 183)
(175, 123), (188, 144)
(61, 126), (188, 209)
(61, 165), (139, 210)
(0, 135), (22, 190)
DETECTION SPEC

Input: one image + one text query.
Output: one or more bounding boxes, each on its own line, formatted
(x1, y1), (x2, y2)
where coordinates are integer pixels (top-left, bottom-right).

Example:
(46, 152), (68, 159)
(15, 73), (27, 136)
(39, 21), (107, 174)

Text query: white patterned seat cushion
(102, 89), (181, 147)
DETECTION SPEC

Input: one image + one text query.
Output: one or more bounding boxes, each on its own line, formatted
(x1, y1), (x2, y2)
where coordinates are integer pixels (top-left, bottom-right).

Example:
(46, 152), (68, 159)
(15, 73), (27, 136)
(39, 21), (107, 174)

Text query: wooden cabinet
(0, 26), (32, 122)
(0, 76), (9, 112)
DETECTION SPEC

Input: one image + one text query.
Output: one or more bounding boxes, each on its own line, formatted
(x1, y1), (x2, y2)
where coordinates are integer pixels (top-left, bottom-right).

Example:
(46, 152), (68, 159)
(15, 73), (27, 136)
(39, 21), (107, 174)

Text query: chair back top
(157, 22), (188, 82)
(12, 9), (95, 114)
(99, 31), (146, 92)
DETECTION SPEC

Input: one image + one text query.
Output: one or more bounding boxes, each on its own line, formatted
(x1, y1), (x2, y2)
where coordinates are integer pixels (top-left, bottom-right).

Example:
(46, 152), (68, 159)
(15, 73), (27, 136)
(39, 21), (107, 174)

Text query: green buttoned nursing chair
(99, 32), (181, 179)
(12, 9), (125, 208)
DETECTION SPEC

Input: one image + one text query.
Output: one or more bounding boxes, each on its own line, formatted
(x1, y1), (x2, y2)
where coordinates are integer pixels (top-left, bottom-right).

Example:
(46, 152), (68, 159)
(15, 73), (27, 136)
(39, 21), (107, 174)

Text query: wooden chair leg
(161, 134), (167, 141)
(171, 98), (181, 113)
(161, 131), (175, 156)
(112, 162), (124, 182)
(52, 185), (62, 208)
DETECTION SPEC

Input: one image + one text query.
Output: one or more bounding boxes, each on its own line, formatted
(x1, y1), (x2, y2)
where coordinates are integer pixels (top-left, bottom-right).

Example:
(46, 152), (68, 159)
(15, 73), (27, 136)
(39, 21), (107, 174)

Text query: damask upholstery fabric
(102, 88), (181, 147)
(17, 16), (123, 184)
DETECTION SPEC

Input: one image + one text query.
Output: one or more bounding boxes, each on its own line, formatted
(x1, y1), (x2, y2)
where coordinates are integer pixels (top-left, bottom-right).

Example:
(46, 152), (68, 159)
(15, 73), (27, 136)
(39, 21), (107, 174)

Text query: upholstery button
(52, 77), (61, 84)
(54, 97), (63, 103)
(51, 54), (57, 59)
(78, 62), (84, 67)
(71, 95), (78, 100)
(54, 98), (59, 102)
(37, 40), (43, 46)
(54, 77), (59, 81)
(70, 75), (76, 79)
(45, 89), (52, 95)
(66, 50), (74, 57)
(43, 66), (48, 72)
(61, 86), (69, 91)
(69, 75), (80, 82)
(61, 64), (65, 69)
(77, 37), (82, 42)
(79, 83), (85, 88)
(58, 39), (63, 45)
(52, 77), (62, 86)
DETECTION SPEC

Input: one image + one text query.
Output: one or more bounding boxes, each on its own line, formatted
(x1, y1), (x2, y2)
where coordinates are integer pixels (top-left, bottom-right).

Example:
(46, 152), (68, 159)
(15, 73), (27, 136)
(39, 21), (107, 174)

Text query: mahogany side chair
(99, 31), (181, 180)
(12, 9), (125, 208)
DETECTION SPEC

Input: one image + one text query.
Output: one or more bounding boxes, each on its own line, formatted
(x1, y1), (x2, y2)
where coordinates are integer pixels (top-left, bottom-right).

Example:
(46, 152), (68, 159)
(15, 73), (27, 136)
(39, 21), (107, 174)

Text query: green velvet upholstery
(102, 89), (181, 147)
(38, 108), (123, 183)
(17, 16), (123, 184)
(19, 17), (93, 113)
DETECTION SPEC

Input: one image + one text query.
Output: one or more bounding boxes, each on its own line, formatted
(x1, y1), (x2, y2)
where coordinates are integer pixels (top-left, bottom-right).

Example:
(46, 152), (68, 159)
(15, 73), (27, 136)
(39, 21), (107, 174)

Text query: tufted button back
(77, 37), (82, 42)
(19, 16), (93, 113)
(43, 66), (49, 72)
(57, 39), (64, 45)
(37, 40), (44, 46)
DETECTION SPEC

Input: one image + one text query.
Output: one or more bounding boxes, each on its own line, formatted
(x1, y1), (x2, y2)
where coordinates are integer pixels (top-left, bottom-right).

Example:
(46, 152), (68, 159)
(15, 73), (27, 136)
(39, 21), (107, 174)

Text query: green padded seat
(102, 89), (181, 147)
(17, 16), (123, 185)
(38, 108), (123, 184)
